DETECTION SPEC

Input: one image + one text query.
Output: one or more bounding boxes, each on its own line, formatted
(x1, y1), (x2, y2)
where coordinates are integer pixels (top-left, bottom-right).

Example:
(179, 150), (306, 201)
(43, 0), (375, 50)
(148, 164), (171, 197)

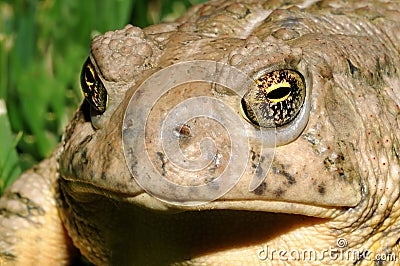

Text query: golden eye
(80, 57), (108, 113)
(241, 69), (305, 128)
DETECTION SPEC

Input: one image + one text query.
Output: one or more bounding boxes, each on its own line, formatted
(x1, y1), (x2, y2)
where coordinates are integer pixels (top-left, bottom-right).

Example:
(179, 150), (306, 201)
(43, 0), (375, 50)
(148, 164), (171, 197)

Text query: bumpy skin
(1, 0), (400, 265)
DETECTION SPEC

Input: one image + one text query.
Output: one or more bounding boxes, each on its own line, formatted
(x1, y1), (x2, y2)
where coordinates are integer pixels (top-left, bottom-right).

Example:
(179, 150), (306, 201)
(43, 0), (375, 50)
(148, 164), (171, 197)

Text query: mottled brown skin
(1, 0), (400, 265)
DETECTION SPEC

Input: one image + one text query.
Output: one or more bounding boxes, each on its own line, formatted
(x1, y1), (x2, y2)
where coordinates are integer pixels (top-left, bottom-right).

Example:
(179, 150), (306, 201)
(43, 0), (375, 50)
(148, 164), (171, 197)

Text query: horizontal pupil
(85, 67), (96, 82)
(267, 86), (291, 100)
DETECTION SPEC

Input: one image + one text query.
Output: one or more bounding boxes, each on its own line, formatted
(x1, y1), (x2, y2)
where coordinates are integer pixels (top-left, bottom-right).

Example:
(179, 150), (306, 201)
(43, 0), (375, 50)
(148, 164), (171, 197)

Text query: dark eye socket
(240, 69), (306, 128)
(80, 57), (108, 113)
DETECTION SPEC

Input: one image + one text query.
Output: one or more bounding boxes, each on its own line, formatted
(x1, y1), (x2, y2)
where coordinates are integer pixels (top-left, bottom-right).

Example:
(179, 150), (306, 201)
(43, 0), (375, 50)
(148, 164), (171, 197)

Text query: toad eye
(240, 69), (306, 128)
(80, 57), (108, 113)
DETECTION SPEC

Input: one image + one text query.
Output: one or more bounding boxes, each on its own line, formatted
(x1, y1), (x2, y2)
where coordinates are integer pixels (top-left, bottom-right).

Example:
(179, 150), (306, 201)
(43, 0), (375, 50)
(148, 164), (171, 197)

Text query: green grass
(0, 0), (205, 195)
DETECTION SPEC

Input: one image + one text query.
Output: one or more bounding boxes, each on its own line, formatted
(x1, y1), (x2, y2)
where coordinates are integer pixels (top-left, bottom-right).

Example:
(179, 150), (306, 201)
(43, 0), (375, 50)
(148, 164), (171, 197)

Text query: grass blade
(0, 99), (21, 195)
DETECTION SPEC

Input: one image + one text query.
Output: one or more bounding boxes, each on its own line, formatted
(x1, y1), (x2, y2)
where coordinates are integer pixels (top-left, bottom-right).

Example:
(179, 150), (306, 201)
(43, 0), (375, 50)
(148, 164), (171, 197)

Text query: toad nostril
(173, 124), (192, 138)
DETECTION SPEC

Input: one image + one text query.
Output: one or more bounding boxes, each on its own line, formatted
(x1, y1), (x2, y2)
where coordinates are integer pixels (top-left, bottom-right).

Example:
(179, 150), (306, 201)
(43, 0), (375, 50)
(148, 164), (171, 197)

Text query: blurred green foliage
(0, 0), (205, 195)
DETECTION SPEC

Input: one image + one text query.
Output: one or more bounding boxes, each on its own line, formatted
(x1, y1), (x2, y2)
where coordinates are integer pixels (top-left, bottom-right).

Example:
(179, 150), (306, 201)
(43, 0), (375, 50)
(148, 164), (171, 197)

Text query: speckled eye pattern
(241, 69), (306, 128)
(80, 57), (108, 113)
